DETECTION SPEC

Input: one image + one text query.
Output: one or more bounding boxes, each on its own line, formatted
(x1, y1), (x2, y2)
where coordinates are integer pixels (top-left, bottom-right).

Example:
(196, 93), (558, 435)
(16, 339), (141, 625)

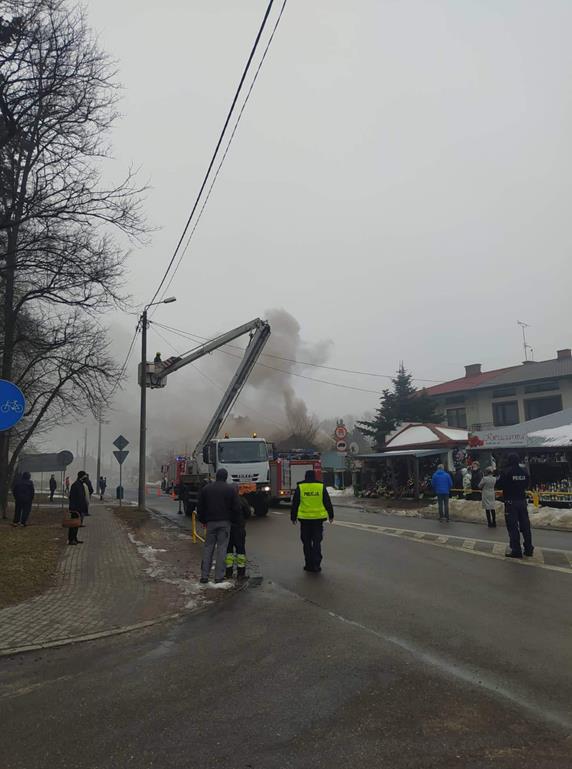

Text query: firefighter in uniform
(225, 492), (250, 580)
(496, 453), (534, 558)
(291, 469), (334, 572)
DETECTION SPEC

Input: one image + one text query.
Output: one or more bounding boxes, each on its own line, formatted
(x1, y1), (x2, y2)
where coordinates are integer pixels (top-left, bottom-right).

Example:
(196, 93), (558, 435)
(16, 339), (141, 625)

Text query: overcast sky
(47, 0), (572, 467)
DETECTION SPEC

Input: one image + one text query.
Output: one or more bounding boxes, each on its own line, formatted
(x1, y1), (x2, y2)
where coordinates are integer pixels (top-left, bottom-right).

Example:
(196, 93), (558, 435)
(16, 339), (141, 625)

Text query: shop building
(425, 349), (572, 432)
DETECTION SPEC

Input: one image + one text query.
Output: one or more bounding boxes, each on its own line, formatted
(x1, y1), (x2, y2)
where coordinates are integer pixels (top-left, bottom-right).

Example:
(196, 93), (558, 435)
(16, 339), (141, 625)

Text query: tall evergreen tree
(357, 364), (442, 450)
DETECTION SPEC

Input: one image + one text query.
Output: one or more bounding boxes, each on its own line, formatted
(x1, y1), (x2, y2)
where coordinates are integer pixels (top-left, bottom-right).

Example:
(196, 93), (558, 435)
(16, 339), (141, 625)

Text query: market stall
(355, 423), (468, 499)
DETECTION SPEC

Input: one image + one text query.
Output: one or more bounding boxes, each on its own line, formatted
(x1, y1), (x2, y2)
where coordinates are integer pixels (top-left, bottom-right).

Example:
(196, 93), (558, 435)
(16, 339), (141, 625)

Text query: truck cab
(202, 437), (271, 517)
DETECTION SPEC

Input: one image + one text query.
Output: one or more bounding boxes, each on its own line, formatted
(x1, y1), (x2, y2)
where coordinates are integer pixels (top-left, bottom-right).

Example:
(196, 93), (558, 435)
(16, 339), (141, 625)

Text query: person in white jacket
(479, 467), (497, 527)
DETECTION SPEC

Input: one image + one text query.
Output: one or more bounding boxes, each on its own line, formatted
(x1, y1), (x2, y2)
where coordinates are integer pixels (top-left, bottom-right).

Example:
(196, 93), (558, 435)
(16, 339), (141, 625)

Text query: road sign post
(113, 436), (130, 508)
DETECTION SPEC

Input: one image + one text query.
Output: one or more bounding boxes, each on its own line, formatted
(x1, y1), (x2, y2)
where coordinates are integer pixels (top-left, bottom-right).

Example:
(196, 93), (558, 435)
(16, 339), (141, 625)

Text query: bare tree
(0, 0), (146, 514)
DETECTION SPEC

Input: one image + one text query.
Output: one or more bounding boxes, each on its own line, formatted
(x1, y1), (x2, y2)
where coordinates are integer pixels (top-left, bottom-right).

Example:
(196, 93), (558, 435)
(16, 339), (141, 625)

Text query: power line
(150, 324), (288, 431)
(152, 321), (441, 384)
(108, 327), (139, 401)
(147, 0), (277, 308)
(157, 0), (290, 302)
(151, 321), (382, 396)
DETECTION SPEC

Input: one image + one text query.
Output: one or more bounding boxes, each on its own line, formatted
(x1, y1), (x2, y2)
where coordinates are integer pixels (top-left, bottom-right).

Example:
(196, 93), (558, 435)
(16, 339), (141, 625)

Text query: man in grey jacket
(197, 468), (241, 583)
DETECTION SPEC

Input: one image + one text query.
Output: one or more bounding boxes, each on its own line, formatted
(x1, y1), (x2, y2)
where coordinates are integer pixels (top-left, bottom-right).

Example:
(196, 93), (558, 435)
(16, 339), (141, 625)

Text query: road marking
(334, 520), (572, 576)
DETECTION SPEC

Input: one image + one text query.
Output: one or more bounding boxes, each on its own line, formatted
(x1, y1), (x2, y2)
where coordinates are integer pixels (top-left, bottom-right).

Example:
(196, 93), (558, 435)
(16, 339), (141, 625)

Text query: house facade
(425, 349), (572, 432)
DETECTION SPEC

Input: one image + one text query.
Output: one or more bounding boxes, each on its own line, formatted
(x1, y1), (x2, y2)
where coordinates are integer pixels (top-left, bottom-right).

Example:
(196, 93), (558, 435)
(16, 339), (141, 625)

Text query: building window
(492, 387), (517, 398)
(447, 408), (467, 428)
(524, 381), (560, 394)
(524, 395), (563, 421)
(493, 401), (519, 426)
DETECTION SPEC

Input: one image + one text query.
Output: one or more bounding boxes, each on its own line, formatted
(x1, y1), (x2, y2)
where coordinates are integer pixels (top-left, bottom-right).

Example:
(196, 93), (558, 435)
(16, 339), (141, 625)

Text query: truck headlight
(263, 485), (270, 492)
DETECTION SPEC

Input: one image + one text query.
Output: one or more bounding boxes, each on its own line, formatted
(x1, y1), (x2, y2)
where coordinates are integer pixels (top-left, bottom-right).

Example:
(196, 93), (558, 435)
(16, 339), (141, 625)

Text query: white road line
(334, 519), (572, 576)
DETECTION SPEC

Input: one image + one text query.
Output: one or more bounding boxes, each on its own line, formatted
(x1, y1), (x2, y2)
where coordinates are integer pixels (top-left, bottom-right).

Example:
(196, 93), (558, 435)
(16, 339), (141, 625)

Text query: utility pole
(96, 408), (102, 484)
(82, 427), (87, 468)
(138, 308), (148, 510)
(138, 296), (177, 510)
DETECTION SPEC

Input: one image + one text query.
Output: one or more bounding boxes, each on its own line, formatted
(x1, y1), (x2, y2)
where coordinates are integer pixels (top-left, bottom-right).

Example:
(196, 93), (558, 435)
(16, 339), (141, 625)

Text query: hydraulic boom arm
(155, 318), (271, 457)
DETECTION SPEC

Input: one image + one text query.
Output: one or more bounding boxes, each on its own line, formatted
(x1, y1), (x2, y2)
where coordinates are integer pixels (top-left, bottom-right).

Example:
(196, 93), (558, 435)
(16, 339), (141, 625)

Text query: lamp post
(138, 297), (176, 509)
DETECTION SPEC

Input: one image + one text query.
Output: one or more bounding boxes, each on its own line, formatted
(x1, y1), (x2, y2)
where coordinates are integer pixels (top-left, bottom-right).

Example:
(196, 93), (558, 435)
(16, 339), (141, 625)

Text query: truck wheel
(253, 497), (269, 517)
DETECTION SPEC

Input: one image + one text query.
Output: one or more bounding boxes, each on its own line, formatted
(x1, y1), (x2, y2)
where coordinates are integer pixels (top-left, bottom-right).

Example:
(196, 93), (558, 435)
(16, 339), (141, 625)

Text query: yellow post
(532, 491), (540, 510)
(191, 511), (205, 544)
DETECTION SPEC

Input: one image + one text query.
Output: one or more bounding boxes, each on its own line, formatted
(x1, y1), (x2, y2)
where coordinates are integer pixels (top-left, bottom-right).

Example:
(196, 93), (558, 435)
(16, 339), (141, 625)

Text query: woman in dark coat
(68, 471), (88, 545)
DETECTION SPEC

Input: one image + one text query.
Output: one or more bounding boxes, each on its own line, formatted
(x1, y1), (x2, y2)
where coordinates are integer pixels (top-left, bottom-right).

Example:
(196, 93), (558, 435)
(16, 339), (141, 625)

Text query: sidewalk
(0, 504), (207, 656)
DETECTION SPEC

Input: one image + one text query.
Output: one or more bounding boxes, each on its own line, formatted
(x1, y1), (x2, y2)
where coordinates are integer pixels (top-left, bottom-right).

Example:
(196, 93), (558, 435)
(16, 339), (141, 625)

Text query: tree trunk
(1, 229), (18, 517)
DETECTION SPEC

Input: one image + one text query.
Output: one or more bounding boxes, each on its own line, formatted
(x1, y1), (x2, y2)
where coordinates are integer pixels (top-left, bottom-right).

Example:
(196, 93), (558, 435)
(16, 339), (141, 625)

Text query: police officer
(496, 453), (533, 558)
(291, 469), (334, 572)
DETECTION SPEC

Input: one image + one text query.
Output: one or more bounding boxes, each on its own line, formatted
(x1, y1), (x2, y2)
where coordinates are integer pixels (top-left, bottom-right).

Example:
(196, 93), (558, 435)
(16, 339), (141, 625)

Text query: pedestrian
(197, 468), (240, 584)
(49, 474), (57, 502)
(479, 467), (497, 527)
(82, 474), (93, 518)
(84, 474), (94, 499)
(453, 466), (464, 499)
(495, 453), (533, 558)
(225, 493), (250, 580)
(98, 475), (106, 501)
(462, 467), (472, 497)
(68, 471), (88, 545)
(291, 469), (334, 573)
(65, 476), (70, 496)
(431, 463), (453, 522)
(470, 461), (483, 500)
(12, 471), (35, 527)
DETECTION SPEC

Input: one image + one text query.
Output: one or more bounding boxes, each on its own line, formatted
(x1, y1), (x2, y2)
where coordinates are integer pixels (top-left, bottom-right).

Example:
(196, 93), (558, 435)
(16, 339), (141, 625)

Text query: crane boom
(150, 317), (271, 458)
(194, 319), (270, 457)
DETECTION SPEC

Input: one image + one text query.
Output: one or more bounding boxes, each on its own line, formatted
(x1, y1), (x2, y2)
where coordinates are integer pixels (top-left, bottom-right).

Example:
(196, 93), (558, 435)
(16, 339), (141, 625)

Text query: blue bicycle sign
(0, 380), (25, 431)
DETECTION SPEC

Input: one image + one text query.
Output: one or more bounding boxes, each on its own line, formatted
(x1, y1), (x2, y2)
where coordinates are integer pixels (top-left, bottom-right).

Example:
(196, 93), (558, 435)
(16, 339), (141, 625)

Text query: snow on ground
(426, 499), (572, 530)
(327, 486), (355, 497)
(127, 532), (202, 608)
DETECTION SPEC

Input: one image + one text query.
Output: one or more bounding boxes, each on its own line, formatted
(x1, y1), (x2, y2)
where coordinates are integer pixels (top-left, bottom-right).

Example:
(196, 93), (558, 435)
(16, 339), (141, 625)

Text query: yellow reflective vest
(297, 482), (328, 520)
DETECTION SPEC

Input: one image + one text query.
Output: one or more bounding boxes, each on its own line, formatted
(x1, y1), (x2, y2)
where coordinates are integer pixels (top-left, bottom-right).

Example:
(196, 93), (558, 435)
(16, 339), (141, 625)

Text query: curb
(0, 612), (182, 659)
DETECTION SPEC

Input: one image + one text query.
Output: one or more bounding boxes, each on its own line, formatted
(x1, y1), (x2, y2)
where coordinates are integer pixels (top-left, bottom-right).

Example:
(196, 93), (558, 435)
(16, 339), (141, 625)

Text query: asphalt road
(2, 495), (572, 768)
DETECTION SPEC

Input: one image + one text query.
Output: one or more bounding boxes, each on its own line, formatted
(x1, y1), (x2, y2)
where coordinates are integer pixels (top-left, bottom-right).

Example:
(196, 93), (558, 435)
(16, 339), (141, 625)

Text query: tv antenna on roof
(517, 320), (533, 361)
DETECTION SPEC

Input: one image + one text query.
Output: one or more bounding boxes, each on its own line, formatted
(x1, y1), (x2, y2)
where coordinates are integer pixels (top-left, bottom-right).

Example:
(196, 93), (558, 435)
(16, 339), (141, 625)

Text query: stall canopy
(357, 449), (444, 459)
(382, 423), (468, 451)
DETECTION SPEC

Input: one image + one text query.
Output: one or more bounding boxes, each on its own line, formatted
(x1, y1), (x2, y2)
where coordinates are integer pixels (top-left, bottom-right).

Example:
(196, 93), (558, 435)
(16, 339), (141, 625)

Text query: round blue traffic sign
(0, 380), (25, 431)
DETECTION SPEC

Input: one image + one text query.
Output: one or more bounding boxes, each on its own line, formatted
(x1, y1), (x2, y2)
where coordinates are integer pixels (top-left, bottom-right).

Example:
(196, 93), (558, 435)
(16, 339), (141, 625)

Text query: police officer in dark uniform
(496, 453), (533, 558)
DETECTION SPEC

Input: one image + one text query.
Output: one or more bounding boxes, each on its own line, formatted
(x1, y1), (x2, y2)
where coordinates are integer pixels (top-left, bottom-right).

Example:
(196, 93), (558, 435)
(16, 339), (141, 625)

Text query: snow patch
(127, 533), (201, 608)
(327, 486), (354, 497)
(207, 581), (234, 590)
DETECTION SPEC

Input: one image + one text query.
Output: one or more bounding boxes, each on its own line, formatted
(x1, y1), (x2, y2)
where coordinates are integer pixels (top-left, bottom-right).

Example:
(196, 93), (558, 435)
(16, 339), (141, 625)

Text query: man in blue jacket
(432, 464), (453, 522)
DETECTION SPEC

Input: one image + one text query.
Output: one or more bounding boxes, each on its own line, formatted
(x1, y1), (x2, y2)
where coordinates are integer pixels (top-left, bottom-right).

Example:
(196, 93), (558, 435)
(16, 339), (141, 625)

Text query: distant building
(425, 348), (572, 432)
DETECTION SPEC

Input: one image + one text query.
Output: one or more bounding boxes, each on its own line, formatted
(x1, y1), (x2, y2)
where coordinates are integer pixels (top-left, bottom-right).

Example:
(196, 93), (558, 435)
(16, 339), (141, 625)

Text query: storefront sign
(469, 430), (527, 448)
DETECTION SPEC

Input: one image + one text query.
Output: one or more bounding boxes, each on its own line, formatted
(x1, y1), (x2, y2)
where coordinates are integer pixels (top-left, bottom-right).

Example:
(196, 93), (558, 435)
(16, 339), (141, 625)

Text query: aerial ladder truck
(140, 317), (272, 517)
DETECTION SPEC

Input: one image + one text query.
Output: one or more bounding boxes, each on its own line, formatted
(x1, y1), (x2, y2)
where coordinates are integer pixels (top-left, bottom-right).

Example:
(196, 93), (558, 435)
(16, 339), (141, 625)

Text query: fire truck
(269, 456), (322, 504)
(142, 317), (272, 517)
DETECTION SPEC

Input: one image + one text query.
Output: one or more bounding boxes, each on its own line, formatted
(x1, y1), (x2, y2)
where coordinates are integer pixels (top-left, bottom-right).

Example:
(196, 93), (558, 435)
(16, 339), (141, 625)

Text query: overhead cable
(157, 0), (290, 302)
(147, 0), (277, 308)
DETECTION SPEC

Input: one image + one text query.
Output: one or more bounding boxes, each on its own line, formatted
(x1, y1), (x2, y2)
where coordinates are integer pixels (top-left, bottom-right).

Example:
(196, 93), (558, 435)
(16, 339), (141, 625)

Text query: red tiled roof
(424, 367), (515, 397)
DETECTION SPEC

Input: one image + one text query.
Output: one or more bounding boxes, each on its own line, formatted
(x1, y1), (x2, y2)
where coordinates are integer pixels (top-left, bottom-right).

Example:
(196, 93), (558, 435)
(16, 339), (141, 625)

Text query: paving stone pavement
(0, 504), (189, 653)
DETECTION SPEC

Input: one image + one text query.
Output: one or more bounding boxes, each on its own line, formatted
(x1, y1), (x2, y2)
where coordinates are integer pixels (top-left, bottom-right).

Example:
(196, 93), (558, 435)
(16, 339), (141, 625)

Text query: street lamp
(138, 297), (177, 508)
